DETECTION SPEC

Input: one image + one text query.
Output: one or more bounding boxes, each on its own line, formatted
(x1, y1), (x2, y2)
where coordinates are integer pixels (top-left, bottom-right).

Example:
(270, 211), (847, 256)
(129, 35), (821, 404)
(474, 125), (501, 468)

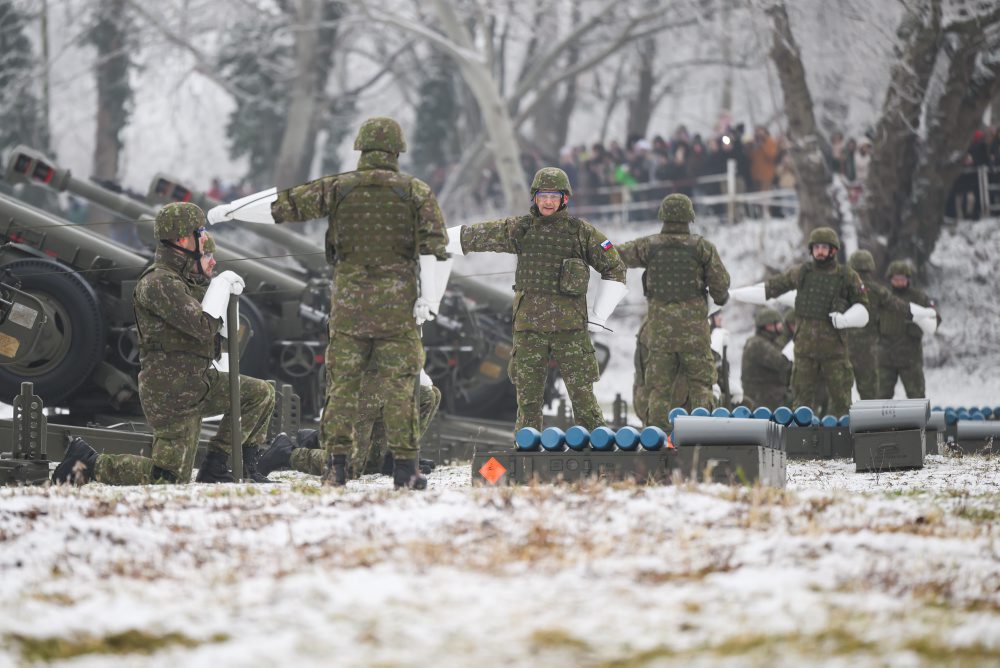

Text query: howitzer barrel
(147, 174), (327, 277)
(5, 146), (308, 300)
(955, 421), (1000, 439)
(672, 415), (783, 448)
(0, 194), (146, 275)
(848, 399), (930, 434)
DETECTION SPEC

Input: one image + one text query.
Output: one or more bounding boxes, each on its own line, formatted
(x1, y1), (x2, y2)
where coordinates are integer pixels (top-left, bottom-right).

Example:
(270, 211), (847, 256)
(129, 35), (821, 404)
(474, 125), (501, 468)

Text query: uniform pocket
(559, 258), (590, 296)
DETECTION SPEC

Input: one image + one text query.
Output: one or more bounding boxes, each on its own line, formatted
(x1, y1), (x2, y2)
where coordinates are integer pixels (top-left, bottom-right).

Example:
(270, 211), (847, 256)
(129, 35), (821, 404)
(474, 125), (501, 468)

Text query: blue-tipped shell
(732, 406), (752, 419)
(639, 426), (666, 450)
(615, 426), (641, 450)
(540, 427), (567, 451)
(821, 415), (838, 428)
(590, 426), (616, 451)
(565, 426), (590, 450)
(668, 407), (688, 424)
(753, 407), (773, 420)
(691, 407), (711, 417)
(515, 427), (542, 450)
(793, 406), (814, 426)
(773, 406), (793, 426)
(711, 407), (732, 418)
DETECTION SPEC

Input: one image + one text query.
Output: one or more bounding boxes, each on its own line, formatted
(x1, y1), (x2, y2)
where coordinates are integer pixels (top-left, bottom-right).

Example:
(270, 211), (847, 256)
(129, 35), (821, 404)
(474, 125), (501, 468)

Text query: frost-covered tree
(410, 53), (461, 179)
(88, 0), (135, 183)
(0, 1), (50, 161)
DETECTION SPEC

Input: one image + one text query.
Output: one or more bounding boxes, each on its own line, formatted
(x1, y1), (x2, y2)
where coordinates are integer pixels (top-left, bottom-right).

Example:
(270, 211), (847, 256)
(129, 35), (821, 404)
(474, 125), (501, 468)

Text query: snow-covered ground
(1, 455), (998, 667)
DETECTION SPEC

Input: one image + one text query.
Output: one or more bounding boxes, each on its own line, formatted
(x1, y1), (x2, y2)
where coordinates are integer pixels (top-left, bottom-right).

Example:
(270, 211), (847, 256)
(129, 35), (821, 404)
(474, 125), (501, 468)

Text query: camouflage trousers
(321, 328), (424, 458)
(93, 372), (275, 484)
(644, 348), (716, 427)
(290, 383), (441, 476)
(792, 354), (853, 416)
(877, 362), (925, 399)
(632, 325), (650, 424)
(849, 337), (879, 400)
(509, 329), (603, 432)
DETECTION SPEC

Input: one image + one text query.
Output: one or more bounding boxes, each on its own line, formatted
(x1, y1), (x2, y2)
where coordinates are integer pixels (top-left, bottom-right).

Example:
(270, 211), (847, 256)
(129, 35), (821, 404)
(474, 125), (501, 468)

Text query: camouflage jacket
(460, 206), (625, 332)
(878, 284), (938, 366)
(765, 260), (868, 359)
(741, 332), (791, 408)
(133, 247), (222, 406)
(617, 222), (730, 353)
(847, 270), (911, 346)
(271, 151), (448, 337)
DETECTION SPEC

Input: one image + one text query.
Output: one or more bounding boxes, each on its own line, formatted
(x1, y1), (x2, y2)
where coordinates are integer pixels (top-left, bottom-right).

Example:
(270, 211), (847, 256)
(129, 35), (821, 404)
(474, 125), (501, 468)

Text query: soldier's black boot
(321, 454), (347, 487)
(257, 433), (295, 478)
(242, 444), (274, 483)
(381, 451), (395, 476)
(418, 457), (437, 474)
(195, 450), (235, 483)
(52, 437), (98, 485)
(296, 428), (320, 449)
(393, 458), (427, 490)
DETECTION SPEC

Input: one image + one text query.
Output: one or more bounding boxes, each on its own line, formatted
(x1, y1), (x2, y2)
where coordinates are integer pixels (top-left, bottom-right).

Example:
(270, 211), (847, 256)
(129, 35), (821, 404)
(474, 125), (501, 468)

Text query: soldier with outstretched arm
(208, 117), (448, 489)
(446, 167), (627, 434)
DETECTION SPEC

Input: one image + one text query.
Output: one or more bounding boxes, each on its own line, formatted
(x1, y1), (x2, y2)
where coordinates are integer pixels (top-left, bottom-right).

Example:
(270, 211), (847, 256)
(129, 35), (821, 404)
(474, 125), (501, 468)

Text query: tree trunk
(273, 1), (322, 188)
(626, 38), (656, 140)
(766, 1), (839, 235)
(91, 0), (130, 183)
(431, 0), (527, 210)
(898, 22), (1000, 269)
(859, 0), (941, 267)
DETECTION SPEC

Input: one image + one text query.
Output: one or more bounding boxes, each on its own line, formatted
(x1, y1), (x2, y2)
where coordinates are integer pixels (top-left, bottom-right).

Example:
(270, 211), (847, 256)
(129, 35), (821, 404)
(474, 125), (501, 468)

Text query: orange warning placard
(479, 457), (507, 484)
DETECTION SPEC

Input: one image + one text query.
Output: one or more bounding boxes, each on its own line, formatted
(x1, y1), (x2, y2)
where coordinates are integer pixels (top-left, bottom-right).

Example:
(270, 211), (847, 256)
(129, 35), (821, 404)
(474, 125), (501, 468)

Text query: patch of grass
(8, 629), (229, 661)
(289, 480), (324, 495)
(952, 505), (999, 523)
(712, 627), (876, 656)
(903, 637), (1000, 662)
(594, 645), (678, 667)
(529, 628), (592, 653)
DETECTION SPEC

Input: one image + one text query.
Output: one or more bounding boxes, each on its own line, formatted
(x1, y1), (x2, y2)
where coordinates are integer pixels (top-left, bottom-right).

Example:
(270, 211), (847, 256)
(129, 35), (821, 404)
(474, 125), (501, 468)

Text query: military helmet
(754, 307), (783, 328)
(155, 202), (206, 240)
(807, 226), (840, 249)
(849, 249), (876, 273)
(530, 167), (572, 196)
(658, 193), (695, 223)
(886, 259), (914, 278)
(783, 307), (796, 327)
(353, 116), (407, 153)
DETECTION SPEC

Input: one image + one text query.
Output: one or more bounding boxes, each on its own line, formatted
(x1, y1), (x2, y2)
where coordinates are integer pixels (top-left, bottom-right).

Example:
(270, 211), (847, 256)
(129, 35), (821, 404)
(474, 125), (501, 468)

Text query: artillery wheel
(0, 258), (106, 405)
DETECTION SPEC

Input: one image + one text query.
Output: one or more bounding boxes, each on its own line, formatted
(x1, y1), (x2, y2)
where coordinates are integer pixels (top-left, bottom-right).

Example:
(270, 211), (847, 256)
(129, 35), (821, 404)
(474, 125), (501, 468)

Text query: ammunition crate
(471, 448), (678, 486)
(674, 444), (786, 487)
(853, 428), (925, 472)
(785, 426), (853, 459)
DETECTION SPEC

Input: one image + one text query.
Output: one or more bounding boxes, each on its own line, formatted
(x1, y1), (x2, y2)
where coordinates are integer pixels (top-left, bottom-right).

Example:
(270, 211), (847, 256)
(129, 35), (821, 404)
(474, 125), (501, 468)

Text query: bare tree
(89, 0), (134, 185)
(765, 0), (840, 235)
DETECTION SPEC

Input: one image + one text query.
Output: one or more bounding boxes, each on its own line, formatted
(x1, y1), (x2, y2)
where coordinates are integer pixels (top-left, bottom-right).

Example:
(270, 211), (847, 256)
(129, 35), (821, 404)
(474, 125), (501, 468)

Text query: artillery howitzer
(4, 145), (330, 417)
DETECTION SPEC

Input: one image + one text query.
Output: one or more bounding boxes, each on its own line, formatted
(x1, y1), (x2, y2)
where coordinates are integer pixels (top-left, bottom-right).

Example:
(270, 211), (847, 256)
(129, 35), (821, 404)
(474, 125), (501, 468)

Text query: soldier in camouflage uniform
(877, 260), (940, 398)
(741, 307), (792, 409)
(259, 369), (442, 478)
(846, 250), (919, 399)
(53, 203), (276, 485)
(616, 194), (730, 424)
(447, 167), (627, 434)
(208, 117), (448, 489)
(730, 227), (869, 416)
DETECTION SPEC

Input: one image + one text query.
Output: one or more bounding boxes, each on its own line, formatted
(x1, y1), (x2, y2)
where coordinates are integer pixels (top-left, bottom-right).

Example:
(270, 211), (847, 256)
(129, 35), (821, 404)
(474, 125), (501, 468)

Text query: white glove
(909, 302), (936, 320)
(419, 368), (433, 387)
(730, 381), (744, 405)
(829, 303), (868, 329)
(414, 255), (439, 325)
(588, 279), (628, 332)
(914, 313), (938, 336)
(213, 352), (230, 372)
(432, 258), (453, 312)
(206, 187), (278, 225)
(782, 340), (795, 362)
(710, 327), (729, 357)
(216, 270), (245, 296)
(729, 283), (767, 305)
(712, 383), (722, 400)
(446, 226), (465, 256)
(773, 289), (797, 308)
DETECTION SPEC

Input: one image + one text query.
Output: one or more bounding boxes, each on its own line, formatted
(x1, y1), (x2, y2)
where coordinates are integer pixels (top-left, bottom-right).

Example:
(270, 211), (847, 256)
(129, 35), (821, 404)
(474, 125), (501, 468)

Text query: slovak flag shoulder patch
(600, 239), (614, 251)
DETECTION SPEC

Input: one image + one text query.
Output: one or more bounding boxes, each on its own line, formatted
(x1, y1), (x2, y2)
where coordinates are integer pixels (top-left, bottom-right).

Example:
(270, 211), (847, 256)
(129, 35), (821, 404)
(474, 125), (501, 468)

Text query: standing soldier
(730, 227), (869, 416)
(53, 203), (276, 485)
(446, 167), (627, 433)
(741, 308), (793, 409)
(208, 116), (449, 489)
(877, 260), (939, 398)
(616, 193), (730, 424)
